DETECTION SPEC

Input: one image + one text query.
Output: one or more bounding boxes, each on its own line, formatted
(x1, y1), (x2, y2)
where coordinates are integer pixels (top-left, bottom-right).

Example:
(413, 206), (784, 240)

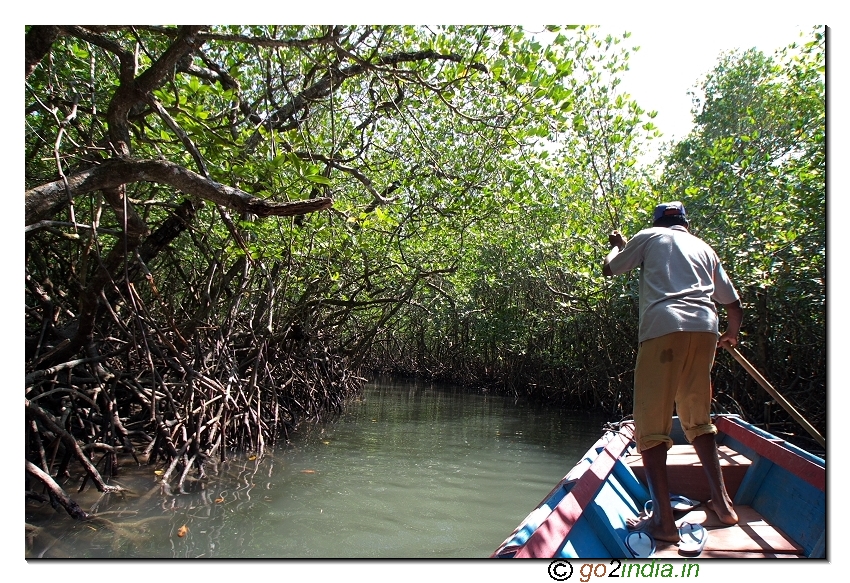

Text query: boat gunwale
(508, 422), (635, 558)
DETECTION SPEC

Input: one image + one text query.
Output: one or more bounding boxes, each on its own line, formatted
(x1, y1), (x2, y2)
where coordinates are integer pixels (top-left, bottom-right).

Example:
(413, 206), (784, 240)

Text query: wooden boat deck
(653, 505), (806, 558)
(625, 442), (808, 558)
(624, 444), (752, 502)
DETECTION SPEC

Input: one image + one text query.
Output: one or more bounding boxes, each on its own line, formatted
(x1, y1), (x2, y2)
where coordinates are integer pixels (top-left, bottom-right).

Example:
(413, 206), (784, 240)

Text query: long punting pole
(723, 345), (825, 448)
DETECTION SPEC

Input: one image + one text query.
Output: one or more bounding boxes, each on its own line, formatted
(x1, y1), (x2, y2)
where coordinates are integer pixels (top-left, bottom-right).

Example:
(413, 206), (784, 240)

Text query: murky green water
(26, 378), (607, 559)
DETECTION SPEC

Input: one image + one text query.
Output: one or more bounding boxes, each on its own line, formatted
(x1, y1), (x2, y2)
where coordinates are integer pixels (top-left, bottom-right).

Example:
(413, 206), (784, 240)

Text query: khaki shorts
(633, 331), (718, 452)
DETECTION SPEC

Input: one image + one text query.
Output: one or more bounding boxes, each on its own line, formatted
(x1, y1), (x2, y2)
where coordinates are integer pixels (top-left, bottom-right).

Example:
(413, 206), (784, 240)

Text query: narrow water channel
(26, 378), (608, 559)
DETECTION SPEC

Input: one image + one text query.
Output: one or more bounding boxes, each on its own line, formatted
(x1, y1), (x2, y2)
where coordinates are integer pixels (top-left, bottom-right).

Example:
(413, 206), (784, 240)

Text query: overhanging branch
(25, 158), (333, 225)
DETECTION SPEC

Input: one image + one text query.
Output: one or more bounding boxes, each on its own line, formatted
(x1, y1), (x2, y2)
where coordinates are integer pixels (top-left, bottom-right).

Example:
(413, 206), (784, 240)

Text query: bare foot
(626, 514), (680, 543)
(707, 498), (739, 525)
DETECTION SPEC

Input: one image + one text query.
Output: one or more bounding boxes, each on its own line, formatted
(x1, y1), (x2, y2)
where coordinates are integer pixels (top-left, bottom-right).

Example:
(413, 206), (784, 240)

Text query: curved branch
(95, 25), (206, 157)
(26, 460), (89, 519)
(244, 48), (485, 153)
(26, 158), (333, 225)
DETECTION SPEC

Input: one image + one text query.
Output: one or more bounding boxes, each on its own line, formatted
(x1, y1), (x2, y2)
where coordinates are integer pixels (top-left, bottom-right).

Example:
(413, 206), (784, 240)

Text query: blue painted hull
(492, 415), (825, 559)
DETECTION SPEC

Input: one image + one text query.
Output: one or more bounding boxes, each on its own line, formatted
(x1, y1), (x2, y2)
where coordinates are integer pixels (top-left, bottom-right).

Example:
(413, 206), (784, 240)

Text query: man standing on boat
(602, 201), (742, 543)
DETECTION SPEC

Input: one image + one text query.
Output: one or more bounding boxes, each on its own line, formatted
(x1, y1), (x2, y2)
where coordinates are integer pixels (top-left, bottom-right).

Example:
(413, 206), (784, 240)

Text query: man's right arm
(603, 231), (628, 277)
(603, 247), (619, 277)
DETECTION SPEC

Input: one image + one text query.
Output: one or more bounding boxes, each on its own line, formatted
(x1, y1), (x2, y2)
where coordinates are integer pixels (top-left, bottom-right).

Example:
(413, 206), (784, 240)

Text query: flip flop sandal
(625, 531), (656, 558)
(644, 495), (702, 516)
(678, 522), (708, 557)
(670, 495), (701, 512)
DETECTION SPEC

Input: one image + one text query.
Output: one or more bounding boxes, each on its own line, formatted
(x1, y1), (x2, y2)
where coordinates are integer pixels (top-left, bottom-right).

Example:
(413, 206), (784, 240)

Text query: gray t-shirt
(608, 225), (739, 342)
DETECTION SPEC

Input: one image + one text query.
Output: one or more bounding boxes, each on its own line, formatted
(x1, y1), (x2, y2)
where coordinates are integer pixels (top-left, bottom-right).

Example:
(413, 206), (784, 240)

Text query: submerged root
(85, 513), (173, 547)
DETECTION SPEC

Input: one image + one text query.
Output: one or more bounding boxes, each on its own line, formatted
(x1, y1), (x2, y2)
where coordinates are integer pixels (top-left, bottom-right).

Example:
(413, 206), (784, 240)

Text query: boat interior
(493, 415), (825, 559)
(624, 421), (824, 558)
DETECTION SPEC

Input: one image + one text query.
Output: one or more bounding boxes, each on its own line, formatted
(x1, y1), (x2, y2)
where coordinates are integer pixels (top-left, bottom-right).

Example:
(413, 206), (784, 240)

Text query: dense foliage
(371, 26), (826, 448)
(24, 25), (825, 519)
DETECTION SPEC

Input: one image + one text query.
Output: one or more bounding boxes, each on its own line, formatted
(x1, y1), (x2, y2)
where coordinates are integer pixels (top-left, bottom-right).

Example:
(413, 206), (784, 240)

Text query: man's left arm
(718, 300), (743, 348)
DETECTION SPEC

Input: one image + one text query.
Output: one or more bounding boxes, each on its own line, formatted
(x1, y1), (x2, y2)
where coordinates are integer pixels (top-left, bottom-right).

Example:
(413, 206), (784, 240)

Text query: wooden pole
(723, 345), (825, 448)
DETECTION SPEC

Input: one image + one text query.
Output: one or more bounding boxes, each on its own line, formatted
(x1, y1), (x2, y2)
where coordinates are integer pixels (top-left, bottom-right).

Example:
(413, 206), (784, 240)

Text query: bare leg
(626, 444), (679, 542)
(692, 433), (738, 525)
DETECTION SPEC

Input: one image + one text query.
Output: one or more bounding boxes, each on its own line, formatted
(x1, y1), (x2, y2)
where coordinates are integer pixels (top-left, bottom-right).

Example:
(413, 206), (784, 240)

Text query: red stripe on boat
(715, 416), (825, 492)
(514, 423), (634, 558)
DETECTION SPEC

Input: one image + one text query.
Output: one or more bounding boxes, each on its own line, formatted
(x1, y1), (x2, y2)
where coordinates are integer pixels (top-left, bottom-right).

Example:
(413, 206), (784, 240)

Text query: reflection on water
(26, 379), (607, 558)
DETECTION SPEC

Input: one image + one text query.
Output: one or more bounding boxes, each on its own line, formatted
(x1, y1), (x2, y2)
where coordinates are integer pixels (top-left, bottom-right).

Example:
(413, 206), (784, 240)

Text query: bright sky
(595, 23), (812, 146)
(520, 22), (816, 162)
